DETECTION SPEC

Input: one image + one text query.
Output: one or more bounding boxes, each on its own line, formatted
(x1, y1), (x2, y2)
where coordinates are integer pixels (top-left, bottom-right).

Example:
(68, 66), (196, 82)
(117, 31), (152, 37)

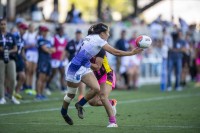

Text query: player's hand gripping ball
(136, 35), (152, 48)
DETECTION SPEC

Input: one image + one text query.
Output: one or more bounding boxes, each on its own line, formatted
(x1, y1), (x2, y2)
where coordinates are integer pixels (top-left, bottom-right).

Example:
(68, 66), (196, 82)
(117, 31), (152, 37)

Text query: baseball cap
(18, 23), (28, 30)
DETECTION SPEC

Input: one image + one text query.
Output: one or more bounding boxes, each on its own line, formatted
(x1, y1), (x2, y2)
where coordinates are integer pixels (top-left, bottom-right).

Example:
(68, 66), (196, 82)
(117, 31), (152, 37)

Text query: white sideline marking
(0, 93), (199, 117)
(0, 122), (200, 129)
(20, 93), (119, 104)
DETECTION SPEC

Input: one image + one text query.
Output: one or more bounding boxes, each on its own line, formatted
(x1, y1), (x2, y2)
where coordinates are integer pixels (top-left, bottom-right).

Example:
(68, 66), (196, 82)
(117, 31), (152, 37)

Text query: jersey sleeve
(96, 49), (105, 58)
(96, 36), (107, 47)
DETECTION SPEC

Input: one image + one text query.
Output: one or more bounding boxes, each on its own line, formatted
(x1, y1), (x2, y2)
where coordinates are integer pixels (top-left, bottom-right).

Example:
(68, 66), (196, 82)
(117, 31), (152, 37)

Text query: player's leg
(59, 66), (67, 92)
(88, 95), (102, 106)
(61, 81), (79, 125)
(75, 72), (100, 119)
(36, 73), (46, 99)
(46, 67), (57, 90)
(78, 82), (86, 100)
(15, 71), (26, 99)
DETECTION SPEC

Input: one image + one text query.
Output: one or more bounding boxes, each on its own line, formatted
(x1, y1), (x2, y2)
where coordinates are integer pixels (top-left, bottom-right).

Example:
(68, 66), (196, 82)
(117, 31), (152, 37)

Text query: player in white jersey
(61, 23), (143, 127)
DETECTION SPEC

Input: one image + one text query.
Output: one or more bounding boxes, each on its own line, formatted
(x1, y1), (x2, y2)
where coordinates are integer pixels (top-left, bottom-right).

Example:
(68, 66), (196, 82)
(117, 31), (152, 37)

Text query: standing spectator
(49, 4), (59, 23)
(195, 41), (200, 87)
(115, 30), (129, 89)
(65, 4), (79, 23)
(23, 24), (38, 95)
(13, 23), (28, 100)
(65, 29), (85, 100)
(46, 25), (68, 93)
(167, 30), (187, 91)
(102, 6), (112, 23)
(160, 28), (173, 91)
(181, 33), (190, 87)
(36, 26), (55, 100)
(0, 18), (19, 104)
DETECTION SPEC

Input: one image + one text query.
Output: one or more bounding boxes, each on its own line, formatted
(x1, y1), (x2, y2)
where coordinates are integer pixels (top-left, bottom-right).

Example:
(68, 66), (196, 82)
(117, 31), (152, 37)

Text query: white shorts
(26, 50), (38, 63)
(65, 62), (92, 83)
(51, 59), (69, 68)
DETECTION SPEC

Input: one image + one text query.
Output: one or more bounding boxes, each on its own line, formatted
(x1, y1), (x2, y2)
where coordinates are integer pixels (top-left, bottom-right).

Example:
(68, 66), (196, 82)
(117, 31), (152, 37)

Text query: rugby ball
(135, 35), (152, 48)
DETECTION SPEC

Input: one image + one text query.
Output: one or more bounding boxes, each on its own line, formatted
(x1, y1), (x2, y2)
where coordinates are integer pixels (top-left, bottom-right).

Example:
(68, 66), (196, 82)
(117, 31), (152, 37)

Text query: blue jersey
(14, 34), (25, 55)
(38, 38), (52, 61)
(70, 35), (107, 68)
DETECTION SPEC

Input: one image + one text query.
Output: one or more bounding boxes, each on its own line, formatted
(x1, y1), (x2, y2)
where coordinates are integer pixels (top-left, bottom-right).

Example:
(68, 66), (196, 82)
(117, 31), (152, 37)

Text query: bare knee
(93, 87), (100, 94)
(18, 73), (26, 83)
(99, 92), (107, 102)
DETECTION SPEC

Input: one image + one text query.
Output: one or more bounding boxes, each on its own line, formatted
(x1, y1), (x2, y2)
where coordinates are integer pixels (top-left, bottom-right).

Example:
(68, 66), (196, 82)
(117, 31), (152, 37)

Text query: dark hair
(88, 23), (108, 35)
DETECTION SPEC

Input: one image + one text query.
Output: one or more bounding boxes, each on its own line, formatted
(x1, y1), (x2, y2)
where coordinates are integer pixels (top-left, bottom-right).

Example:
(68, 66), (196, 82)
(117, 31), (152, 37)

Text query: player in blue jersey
(13, 23), (28, 101)
(61, 23), (143, 127)
(36, 26), (56, 100)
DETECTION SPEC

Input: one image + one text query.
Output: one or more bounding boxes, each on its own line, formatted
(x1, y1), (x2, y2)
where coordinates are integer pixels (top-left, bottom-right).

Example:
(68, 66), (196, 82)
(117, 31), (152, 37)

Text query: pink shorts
(196, 58), (200, 65)
(98, 71), (116, 89)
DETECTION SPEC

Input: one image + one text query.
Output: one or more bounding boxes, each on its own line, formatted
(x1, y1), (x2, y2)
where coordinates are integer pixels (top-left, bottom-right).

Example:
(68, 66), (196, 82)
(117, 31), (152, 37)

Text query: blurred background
(0, 0), (200, 95)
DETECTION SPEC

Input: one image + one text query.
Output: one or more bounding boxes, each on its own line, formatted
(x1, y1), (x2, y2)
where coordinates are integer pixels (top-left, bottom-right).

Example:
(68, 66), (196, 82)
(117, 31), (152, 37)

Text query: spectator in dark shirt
(167, 30), (187, 91)
(115, 30), (129, 89)
(0, 18), (19, 104)
(36, 26), (56, 100)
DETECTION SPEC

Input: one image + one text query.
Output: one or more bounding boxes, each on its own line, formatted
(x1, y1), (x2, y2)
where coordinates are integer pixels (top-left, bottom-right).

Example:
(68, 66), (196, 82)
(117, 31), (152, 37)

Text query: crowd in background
(0, 9), (200, 105)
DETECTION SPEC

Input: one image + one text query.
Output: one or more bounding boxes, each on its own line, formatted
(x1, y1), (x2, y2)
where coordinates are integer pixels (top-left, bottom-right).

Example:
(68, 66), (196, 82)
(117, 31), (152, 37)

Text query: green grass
(0, 83), (200, 133)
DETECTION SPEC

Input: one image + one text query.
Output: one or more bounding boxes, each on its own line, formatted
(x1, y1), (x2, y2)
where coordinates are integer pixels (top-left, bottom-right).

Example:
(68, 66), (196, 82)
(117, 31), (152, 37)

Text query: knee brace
(63, 86), (78, 103)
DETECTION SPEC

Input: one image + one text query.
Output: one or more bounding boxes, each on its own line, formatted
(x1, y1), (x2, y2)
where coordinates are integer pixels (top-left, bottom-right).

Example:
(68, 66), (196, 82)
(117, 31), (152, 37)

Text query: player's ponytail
(87, 23), (108, 35)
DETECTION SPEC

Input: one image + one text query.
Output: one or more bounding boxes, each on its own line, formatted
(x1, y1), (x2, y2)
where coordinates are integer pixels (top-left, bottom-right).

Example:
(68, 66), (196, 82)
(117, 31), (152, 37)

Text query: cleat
(111, 99), (117, 116)
(107, 123), (118, 128)
(0, 98), (6, 104)
(167, 87), (172, 92)
(11, 96), (20, 104)
(62, 114), (73, 125)
(13, 93), (22, 99)
(75, 103), (84, 119)
(25, 89), (36, 95)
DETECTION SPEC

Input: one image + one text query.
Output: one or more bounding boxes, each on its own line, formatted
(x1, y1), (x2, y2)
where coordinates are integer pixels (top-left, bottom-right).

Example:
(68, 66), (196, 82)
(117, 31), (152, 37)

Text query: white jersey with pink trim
(71, 35), (107, 67)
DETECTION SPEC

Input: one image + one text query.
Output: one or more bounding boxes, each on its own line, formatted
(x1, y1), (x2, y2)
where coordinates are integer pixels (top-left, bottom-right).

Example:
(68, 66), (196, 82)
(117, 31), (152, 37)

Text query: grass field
(0, 83), (200, 133)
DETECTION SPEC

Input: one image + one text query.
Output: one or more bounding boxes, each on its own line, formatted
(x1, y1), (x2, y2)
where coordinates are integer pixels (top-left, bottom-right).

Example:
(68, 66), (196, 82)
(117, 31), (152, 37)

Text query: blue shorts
(37, 60), (51, 76)
(16, 55), (25, 72)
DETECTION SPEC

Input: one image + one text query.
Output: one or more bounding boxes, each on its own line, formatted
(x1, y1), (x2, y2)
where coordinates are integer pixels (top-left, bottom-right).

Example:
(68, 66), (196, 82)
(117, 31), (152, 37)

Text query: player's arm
(90, 49), (105, 71)
(91, 57), (103, 71)
(102, 43), (143, 56)
(41, 45), (56, 54)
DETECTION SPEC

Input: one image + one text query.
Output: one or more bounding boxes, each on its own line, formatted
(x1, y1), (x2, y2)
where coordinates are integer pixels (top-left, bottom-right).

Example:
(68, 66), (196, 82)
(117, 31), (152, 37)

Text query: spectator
(102, 6), (112, 23)
(13, 23), (28, 100)
(0, 18), (19, 104)
(46, 24), (68, 94)
(23, 24), (38, 95)
(66, 4), (80, 23)
(167, 30), (187, 91)
(160, 28), (173, 91)
(195, 41), (200, 87)
(181, 33), (190, 87)
(49, 4), (59, 23)
(115, 30), (129, 89)
(150, 20), (163, 41)
(36, 26), (56, 100)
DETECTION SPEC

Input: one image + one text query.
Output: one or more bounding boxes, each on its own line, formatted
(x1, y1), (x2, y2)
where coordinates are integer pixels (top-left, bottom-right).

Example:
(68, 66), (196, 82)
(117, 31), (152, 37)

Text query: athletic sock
(109, 116), (116, 124)
(78, 97), (87, 106)
(61, 107), (68, 116)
